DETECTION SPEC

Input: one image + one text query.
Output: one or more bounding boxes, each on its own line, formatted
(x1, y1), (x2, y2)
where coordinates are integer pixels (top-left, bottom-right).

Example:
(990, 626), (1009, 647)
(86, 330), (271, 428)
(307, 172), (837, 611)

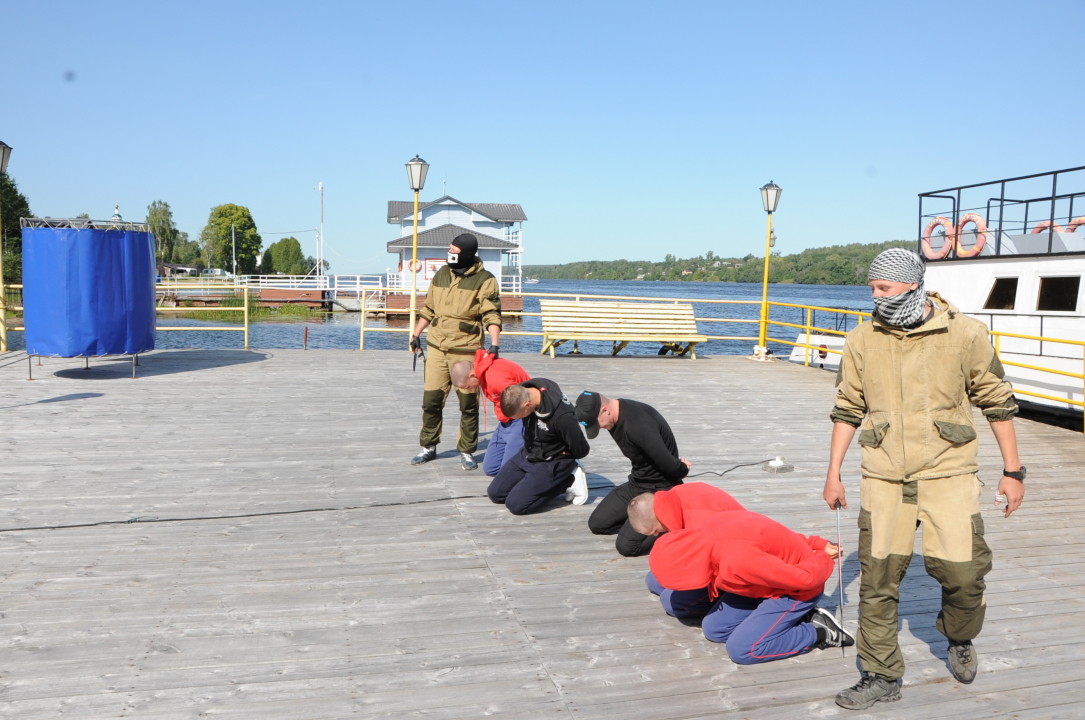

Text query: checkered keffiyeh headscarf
(867, 248), (928, 328)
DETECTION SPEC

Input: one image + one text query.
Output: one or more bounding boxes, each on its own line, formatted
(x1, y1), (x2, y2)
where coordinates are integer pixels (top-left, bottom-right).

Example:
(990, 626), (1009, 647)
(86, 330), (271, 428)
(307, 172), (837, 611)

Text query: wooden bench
(539, 300), (708, 359)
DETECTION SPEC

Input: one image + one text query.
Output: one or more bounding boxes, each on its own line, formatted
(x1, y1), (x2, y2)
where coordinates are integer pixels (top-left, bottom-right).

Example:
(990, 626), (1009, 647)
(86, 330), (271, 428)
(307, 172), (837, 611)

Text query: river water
(6, 281), (874, 355)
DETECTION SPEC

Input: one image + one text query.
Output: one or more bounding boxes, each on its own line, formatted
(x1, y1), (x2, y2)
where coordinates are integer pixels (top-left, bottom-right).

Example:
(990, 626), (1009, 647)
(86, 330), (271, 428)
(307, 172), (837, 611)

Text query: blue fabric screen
(22, 227), (156, 357)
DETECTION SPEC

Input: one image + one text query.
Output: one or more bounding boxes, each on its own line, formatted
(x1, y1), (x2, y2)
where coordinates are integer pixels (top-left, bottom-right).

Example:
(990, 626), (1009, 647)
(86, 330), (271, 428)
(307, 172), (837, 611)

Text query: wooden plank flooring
(0, 348), (1082, 718)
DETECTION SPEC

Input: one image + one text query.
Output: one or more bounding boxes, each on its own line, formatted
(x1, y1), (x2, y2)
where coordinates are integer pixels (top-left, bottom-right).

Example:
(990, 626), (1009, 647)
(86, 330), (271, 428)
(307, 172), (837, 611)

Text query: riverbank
(524, 240), (912, 284)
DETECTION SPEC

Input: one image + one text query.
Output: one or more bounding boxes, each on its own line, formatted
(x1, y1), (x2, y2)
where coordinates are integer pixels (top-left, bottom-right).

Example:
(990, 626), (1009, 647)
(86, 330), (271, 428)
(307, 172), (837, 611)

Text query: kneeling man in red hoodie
(649, 510), (854, 664)
(629, 482), (746, 617)
(451, 350), (531, 477)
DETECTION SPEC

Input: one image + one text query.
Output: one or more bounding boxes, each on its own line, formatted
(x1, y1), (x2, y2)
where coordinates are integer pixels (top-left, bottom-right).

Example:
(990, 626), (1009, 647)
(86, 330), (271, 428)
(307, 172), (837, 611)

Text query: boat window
(1036, 276), (1081, 312)
(983, 278), (1018, 310)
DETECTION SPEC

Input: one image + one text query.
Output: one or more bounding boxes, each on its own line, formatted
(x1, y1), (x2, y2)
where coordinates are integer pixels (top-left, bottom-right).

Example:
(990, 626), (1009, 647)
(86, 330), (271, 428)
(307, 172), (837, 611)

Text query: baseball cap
(574, 391), (601, 439)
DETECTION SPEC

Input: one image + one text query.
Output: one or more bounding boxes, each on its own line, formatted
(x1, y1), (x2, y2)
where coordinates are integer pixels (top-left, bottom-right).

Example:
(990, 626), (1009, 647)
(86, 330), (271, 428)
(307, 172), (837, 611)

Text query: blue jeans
(483, 418), (524, 477)
(646, 572), (819, 665)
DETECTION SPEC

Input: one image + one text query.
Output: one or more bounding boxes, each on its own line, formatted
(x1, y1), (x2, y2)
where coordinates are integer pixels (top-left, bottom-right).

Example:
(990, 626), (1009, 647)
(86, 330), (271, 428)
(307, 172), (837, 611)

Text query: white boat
(793, 167), (1084, 418)
(524, 278), (540, 284)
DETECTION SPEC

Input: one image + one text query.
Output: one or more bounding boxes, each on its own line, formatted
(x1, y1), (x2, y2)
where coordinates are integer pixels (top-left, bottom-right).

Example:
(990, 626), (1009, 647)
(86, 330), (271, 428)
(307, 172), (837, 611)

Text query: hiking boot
(948, 639), (978, 684)
(411, 446), (437, 465)
(810, 607), (855, 650)
(835, 674), (901, 711)
(460, 452), (478, 471)
(565, 463), (589, 505)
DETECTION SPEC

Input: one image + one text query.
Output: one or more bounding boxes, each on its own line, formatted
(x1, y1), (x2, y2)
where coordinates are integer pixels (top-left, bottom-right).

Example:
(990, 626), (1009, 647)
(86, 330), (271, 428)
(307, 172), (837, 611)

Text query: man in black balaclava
(409, 233), (503, 471)
(447, 233), (478, 273)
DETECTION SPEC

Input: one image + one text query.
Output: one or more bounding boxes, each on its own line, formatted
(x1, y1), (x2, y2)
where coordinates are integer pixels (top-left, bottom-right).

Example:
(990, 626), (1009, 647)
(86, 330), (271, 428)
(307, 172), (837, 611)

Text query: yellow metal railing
(356, 291), (868, 358)
(155, 285), (250, 350)
(0, 284), (250, 352)
(992, 331), (1085, 431)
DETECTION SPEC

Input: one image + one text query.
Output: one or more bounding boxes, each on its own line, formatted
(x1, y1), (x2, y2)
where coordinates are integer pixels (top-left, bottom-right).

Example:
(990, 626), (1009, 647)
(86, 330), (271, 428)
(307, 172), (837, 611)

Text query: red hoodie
(653, 482), (745, 532)
(649, 511), (833, 602)
(474, 349), (531, 423)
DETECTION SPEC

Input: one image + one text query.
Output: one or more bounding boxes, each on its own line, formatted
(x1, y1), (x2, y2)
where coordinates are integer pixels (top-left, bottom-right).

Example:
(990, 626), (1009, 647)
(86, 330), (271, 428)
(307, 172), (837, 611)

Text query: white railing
(237, 275), (330, 290)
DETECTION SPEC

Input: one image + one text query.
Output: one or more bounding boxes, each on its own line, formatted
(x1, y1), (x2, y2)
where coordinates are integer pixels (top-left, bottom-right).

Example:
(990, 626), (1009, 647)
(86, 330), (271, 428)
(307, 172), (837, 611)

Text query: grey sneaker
(810, 607), (855, 650)
(835, 674), (901, 711)
(948, 639), (978, 684)
(460, 452), (478, 471)
(411, 446), (437, 465)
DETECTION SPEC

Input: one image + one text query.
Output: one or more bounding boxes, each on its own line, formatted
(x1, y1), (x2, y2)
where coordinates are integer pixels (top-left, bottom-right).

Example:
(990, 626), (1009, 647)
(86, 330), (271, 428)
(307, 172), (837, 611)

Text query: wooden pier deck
(0, 349), (1081, 719)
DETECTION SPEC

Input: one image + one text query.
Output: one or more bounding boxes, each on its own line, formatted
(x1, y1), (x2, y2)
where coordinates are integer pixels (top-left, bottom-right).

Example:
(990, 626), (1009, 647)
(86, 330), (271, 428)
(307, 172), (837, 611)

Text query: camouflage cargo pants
(857, 473), (993, 680)
(419, 346), (479, 453)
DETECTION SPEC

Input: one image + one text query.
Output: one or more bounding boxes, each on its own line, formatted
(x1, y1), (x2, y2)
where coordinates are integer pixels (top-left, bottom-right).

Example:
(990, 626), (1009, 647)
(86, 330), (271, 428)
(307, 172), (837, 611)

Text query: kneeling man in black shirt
(574, 391), (690, 556)
(487, 379), (591, 515)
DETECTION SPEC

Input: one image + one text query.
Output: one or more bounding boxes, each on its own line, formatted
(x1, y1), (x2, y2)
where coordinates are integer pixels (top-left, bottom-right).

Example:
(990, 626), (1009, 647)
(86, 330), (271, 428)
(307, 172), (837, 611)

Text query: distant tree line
(523, 240), (916, 285)
(0, 170), (329, 281)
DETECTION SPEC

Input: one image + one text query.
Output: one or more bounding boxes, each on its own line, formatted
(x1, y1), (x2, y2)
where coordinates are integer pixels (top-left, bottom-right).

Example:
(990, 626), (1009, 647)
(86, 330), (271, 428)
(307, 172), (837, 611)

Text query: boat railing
(991, 330), (1085, 420)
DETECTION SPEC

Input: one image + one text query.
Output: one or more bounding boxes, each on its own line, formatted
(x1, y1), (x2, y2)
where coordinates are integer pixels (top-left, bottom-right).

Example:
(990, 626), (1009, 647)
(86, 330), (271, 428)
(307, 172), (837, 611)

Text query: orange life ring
(921, 217), (954, 259)
(1031, 220), (1063, 234)
(402, 258), (422, 272)
(955, 213), (987, 258)
(1066, 217), (1085, 233)
(398, 261), (403, 272)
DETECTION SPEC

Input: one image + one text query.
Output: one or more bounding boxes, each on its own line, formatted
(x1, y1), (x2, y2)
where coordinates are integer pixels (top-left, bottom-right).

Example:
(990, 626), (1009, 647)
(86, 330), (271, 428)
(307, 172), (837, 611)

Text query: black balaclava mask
(448, 233), (479, 273)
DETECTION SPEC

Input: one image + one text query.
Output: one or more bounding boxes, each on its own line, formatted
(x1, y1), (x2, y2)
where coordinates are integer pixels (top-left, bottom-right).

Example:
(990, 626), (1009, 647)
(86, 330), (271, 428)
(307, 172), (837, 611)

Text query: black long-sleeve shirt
(521, 378), (591, 463)
(608, 399), (688, 489)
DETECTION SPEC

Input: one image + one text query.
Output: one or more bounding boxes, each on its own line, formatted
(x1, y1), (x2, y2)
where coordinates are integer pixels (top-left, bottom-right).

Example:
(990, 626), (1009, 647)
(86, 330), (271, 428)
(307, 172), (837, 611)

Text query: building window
(983, 278), (1018, 310)
(1036, 276), (1081, 312)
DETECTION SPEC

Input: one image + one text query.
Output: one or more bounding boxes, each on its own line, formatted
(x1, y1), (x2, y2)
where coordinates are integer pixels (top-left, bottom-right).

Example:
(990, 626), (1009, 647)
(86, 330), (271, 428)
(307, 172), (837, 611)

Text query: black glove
(410, 336), (421, 352)
(487, 345), (499, 360)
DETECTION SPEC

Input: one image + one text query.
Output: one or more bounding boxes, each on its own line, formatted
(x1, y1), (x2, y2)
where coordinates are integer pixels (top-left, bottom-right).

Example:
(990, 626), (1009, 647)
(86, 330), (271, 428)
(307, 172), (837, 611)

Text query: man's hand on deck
(681, 458), (691, 470)
(995, 476), (1025, 518)
(823, 542), (841, 559)
(823, 476), (847, 510)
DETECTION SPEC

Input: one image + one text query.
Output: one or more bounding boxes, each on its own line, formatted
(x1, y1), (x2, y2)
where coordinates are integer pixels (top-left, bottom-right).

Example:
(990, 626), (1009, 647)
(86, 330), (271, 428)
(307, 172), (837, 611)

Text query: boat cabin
(919, 166), (1085, 415)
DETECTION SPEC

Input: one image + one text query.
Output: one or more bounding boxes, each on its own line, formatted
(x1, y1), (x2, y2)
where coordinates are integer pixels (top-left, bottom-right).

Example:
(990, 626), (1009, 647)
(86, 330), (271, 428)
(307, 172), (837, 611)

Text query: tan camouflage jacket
(420, 261), (502, 354)
(831, 292), (1017, 482)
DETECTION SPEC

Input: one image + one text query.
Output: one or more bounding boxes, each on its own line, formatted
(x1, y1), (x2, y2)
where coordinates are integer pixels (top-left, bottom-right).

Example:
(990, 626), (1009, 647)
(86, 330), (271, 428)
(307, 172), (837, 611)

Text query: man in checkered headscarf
(866, 247), (929, 327)
(825, 245), (1027, 710)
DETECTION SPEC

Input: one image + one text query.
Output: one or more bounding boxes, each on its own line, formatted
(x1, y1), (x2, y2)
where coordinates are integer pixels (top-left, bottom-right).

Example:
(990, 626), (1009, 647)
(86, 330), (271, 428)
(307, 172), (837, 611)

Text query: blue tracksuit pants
(646, 571), (819, 665)
(483, 418), (525, 477)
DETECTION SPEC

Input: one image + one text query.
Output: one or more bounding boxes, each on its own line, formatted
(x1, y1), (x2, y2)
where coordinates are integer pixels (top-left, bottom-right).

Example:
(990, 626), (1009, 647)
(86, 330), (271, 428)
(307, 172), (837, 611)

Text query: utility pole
(231, 223), (237, 277)
(319, 182), (324, 278)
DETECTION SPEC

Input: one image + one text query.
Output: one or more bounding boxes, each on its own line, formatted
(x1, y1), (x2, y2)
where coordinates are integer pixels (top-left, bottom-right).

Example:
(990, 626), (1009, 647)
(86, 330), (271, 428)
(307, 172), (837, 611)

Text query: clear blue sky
(5, 1), (1083, 272)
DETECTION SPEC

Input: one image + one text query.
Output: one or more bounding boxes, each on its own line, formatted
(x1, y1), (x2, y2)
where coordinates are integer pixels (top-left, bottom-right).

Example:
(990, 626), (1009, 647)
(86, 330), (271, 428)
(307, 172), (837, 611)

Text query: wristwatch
(1003, 466), (1026, 482)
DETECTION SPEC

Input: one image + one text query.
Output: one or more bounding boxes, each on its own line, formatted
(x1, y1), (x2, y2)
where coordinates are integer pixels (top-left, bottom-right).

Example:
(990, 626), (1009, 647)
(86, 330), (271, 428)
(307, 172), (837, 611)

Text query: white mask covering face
(447, 251), (459, 265)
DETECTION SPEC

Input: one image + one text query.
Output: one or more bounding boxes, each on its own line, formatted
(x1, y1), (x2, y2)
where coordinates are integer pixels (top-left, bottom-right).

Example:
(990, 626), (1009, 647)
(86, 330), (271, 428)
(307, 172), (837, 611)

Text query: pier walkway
(0, 349), (1081, 718)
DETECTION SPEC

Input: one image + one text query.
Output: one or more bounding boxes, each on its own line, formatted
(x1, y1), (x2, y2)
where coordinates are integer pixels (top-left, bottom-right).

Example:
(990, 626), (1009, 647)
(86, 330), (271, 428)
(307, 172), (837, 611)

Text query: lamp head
(761, 180), (782, 214)
(406, 155), (429, 191)
(0, 141), (12, 176)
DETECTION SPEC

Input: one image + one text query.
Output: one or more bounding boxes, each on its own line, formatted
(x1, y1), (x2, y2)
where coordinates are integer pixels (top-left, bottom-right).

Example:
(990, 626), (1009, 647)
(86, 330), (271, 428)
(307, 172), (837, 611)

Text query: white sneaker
(566, 463), (589, 505)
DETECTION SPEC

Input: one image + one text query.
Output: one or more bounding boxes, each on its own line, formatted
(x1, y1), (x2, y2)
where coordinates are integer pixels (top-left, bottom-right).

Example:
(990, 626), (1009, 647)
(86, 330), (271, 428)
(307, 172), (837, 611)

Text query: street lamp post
(757, 181), (782, 357)
(405, 155), (429, 343)
(0, 141), (12, 353)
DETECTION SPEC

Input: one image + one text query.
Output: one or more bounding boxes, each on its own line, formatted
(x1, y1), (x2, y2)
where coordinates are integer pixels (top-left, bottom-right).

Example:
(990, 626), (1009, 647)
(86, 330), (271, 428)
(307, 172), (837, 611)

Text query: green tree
(257, 247), (275, 274)
(1, 173), (32, 282)
(146, 200), (182, 263)
(199, 204), (262, 274)
(266, 236), (309, 275)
